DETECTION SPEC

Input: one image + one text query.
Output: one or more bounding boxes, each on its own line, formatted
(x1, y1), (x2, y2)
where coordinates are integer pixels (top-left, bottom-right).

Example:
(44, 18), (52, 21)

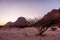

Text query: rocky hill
(5, 17), (32, 28)
(34, 8), (60, 27)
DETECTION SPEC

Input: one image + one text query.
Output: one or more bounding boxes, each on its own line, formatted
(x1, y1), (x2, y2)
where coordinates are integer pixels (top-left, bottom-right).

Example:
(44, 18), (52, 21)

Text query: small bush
(51, 27), (57, 31)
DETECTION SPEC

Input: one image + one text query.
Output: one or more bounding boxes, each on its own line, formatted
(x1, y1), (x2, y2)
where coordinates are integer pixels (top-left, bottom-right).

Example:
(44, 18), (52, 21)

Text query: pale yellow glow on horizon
(0, 20), (16, 25)
(0, 22), (6, 25)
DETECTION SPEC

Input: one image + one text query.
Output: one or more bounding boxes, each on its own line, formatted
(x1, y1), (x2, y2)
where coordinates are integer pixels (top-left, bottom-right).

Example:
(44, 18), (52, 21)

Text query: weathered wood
(34, 8), (60, 35)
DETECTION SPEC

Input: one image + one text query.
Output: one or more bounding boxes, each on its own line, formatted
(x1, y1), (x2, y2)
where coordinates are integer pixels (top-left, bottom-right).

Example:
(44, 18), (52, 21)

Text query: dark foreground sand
(0, 27), (60, 40)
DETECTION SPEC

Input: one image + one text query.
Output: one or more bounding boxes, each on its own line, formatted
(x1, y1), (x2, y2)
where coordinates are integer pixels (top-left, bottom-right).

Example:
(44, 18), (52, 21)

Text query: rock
(21, 27), (39, 36)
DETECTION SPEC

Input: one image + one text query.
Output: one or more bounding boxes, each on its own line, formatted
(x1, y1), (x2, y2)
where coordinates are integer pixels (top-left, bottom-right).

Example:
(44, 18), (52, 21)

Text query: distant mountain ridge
(5, 17), (32, 28)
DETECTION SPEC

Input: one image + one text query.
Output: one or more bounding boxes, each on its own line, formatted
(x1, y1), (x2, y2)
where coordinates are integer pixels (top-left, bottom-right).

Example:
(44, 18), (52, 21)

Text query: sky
(0, 0), (60, 25)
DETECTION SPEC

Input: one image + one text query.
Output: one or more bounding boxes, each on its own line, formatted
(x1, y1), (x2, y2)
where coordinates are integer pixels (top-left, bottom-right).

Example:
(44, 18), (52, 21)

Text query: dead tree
(34, 8), (60, 35)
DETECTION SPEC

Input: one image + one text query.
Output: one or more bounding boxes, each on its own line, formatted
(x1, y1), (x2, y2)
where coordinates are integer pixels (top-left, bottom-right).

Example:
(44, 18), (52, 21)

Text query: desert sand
(0, 27), (60, 40)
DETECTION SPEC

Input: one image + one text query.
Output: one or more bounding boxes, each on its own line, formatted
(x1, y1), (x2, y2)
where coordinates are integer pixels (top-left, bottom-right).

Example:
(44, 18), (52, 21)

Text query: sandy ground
(0, 27), (60, 40)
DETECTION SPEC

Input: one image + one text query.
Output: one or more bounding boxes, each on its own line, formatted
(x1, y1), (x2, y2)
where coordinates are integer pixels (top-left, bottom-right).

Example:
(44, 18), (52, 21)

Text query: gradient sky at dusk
(0, 0), (60, 25)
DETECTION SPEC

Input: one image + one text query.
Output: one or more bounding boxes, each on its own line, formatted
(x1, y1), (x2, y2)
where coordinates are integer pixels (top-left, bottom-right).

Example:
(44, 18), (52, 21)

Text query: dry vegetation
(0, 8), (60, 38)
